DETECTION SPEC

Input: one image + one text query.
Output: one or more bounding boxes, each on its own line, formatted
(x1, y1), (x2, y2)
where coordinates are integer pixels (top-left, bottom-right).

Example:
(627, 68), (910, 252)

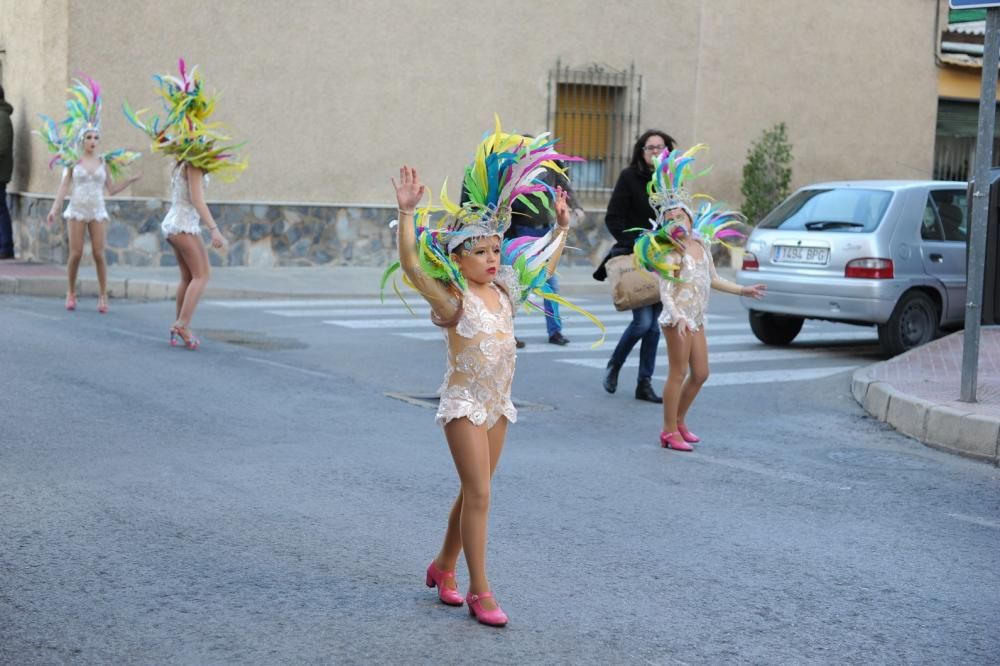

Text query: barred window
(547, 60), (641, 196)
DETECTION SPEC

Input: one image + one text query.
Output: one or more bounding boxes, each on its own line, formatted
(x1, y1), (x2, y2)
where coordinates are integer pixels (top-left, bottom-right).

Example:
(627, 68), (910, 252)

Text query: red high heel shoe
(466, 591), (508, 627)
(97, 295), (109, 314)
(425, 561), (464, 606)
(65, 293), (77, 311)
(660, 431), (694, 452)
(677, 423), (700, 443)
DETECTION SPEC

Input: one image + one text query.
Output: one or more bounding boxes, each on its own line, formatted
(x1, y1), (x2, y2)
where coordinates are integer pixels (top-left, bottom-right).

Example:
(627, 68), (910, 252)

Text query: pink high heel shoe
(65, 293), (77, 311)
(170, 325), (200, 350)
(425, 561), (464, 606)
(97, 295), (109, 314)
(466, 591), (508, 627)
(660, 431), (694, 452)
(677, 423), (700, 443)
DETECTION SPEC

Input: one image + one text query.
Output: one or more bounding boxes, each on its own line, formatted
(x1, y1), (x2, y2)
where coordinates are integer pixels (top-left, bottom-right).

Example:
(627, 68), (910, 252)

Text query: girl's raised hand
(392, 165), (425, 213)
(554, 186), (571, 228)
(741, 283), (767, 300)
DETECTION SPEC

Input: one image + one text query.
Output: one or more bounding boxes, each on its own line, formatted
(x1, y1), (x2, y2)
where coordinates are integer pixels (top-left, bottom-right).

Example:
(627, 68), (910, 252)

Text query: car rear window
(758, 188), (893, 232)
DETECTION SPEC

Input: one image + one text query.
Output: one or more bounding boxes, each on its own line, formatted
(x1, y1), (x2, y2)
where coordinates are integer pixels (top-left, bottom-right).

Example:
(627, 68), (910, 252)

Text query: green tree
(741, 122), (793, 225)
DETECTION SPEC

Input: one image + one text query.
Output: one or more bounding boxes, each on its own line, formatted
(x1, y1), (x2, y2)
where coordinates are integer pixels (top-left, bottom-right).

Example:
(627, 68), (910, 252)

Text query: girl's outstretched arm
(708, 247), (766, 298)
(104, 162), (141, 196)
(47, 169), (73, 226)
(392, 165), (458, 320)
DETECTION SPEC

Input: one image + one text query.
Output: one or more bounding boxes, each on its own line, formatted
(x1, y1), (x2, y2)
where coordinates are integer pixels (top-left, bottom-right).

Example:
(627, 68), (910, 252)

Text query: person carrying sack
(592, 130), (676, 403)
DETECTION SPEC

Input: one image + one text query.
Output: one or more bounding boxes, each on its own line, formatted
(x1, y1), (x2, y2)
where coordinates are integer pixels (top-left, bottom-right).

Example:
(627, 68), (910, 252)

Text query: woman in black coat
(594, 130), (675, 402)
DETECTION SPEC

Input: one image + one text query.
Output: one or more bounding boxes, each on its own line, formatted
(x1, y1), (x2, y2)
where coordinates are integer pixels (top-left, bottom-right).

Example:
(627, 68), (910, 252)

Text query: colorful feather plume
(690, 201), (749, 250)
(646, 144), (711, 223)
(380, 117), (604, 344)
(34, 74), (140, 176)
(34, 75), (104, 168)
(123, 58), (246, 180)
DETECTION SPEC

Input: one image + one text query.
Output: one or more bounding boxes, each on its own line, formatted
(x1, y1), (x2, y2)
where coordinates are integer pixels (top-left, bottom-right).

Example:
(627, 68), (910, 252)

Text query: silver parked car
(735, 180), (968, 355)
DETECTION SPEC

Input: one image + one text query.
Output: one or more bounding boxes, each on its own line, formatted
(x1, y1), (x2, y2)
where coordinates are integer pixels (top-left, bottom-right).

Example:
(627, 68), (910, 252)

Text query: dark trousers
(0, 183), (13, 255)
(608, 302), (662, 382)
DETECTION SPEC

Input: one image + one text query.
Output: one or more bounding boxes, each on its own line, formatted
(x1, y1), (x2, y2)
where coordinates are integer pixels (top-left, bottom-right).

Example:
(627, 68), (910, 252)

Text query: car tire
(877, 291), (939, 356)
(748, 310), (804, 346)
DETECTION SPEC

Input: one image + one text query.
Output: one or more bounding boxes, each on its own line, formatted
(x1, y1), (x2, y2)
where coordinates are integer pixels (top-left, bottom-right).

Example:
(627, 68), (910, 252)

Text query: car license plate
(773, 245), (829, 265)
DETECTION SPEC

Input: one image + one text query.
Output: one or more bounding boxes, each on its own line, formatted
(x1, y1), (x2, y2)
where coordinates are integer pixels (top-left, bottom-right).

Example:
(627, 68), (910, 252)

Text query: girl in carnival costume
(38, 75), (141, 313)
(634, 146), (766, 451)
(386, 119), (601, 627)
(124, 58), (247, 349)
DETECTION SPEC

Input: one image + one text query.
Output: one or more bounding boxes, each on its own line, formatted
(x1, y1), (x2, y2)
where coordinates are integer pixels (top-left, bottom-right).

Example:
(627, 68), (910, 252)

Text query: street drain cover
(827, 449), (932, 470)
(385, 392), (554, 412)
(199, 329), (307, 352)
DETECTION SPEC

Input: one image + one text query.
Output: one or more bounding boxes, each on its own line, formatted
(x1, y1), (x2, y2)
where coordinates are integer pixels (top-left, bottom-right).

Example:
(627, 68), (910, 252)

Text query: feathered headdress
(387, 116), (580, 292)
(35, 74), (140, 175)
(123, 58), (246, 180)
(380, 118), (605, 345)
(635, 145), (747, 280)
(647, 144), (710, 223)
(434, 116), (581, 253)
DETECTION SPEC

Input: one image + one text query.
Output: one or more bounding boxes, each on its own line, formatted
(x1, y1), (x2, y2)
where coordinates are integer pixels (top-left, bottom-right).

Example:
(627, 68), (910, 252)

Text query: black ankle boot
(635, 378), (662, 403)
(603, 360), (622, 394)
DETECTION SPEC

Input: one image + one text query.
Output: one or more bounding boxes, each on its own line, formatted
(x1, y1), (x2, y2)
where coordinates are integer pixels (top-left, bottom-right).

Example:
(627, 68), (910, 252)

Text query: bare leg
(87, 221), (108, 298)
(662, 325), (692, 433)
(168, 233), (210, 327)
(171, 240), (193, 321)
(677, 328), (709, 425)
(443, 416), (505, 610)
(66, 220), (86, 296)
(435, 418), (508, 595)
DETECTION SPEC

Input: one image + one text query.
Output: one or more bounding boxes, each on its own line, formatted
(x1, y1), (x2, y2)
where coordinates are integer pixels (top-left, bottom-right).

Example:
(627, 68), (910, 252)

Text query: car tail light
(845, 258), (893, 279)
(741, 252), (759, 271)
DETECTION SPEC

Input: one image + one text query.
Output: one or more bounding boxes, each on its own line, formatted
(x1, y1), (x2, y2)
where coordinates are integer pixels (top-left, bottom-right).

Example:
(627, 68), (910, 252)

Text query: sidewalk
(852, 328), (1000, 465)
(0, 259), (612, 300)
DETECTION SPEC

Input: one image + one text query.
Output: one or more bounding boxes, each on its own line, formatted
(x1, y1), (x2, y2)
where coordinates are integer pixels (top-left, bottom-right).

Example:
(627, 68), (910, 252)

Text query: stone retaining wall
(10, 192), (735, 270)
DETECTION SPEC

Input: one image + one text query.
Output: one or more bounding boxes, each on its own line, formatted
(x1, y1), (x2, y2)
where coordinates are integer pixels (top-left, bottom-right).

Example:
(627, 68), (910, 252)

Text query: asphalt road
(2, 291), (998, 665)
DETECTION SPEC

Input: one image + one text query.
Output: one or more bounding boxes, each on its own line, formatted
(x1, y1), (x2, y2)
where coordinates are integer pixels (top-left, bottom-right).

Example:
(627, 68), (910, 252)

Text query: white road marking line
(947, 513), (1000, 529)
(208, 298), (393, 308)
(106, 327), (167, 343)
(395, 330), (877, 346)
(243, 356), (335, 379)
(557, 348), (875, 368)
(6, 307), (63, 321)
(673, 454), (852, 491)
(321, 319), (755, 334)
(652, 365), (858, 387)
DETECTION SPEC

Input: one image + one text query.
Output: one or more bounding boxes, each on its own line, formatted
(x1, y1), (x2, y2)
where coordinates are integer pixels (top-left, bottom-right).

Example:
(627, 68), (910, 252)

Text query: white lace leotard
(63, 162), (109, 222)
(658, 242), (740, 331)
(161, 164), (207, 236)
(435, 265), (521, 429)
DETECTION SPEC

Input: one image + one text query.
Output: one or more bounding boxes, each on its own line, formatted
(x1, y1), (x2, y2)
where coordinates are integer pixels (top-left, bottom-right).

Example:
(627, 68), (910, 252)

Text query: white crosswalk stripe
(206, 297), (880, 387)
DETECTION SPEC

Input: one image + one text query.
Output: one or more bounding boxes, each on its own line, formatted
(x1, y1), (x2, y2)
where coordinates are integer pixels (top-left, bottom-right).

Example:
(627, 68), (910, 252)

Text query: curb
(851, 365), (1000, 465)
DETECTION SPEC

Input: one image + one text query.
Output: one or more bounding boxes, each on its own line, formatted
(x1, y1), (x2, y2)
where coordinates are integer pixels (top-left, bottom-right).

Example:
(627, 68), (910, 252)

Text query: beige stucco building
(0, 0), (945, 266)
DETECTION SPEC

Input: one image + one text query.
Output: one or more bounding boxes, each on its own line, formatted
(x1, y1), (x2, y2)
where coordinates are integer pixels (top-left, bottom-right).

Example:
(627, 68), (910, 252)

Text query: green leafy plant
(741, 122), (793, 226)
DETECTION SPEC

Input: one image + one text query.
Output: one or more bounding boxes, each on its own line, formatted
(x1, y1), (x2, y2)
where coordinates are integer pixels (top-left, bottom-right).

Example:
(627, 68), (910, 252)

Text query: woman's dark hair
(629, 129), (676, 171)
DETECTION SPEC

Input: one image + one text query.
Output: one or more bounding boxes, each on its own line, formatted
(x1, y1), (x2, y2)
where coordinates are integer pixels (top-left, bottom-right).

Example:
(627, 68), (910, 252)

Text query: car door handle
(930, 253), (944, 263)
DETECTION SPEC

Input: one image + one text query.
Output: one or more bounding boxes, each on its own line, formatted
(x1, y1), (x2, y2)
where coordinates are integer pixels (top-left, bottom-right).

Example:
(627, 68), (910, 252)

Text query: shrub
(741, 122), (793, 225)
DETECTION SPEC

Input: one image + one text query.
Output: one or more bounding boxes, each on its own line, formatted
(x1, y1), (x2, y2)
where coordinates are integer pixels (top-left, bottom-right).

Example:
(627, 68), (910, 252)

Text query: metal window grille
(934, 99), (1000, 181)
(547, 60), (641, 197)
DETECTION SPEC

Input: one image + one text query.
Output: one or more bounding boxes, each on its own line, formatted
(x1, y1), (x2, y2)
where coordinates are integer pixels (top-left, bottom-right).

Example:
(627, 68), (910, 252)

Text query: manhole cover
(385, 392), (555, 412)
(199, 329), (307, 352)
(827, 449), (932, 470)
